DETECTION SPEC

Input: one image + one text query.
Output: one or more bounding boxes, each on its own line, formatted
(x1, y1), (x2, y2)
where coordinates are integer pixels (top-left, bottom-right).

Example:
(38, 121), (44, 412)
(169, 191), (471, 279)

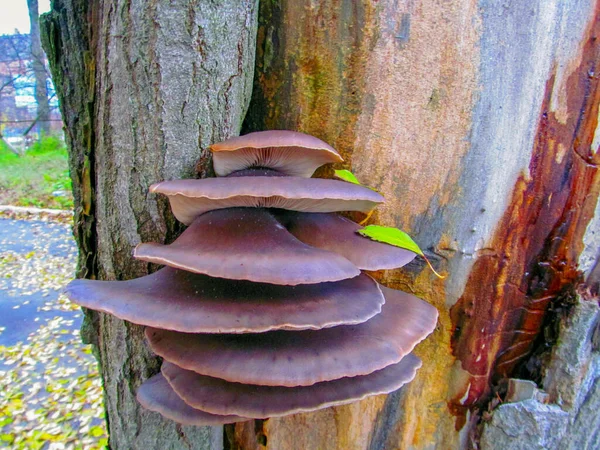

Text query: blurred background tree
(0, 0), (59, 155)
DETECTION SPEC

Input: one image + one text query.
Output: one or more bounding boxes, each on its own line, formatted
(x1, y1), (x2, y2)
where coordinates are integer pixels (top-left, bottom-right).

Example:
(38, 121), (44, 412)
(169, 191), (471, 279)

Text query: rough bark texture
(480, 294), (600, 450)
(232, 0), (600, 449)
(41, 0), (258, 448)
(27, 0), (50, 135)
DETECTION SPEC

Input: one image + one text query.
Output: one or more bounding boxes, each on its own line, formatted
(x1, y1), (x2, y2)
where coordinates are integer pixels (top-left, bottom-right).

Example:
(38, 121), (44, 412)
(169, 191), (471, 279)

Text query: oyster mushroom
(137, 373), (249, 425)
(64, 268), (384, 333)
(65, 130), (439, 426)
(210, 130), (343, 177)
(133, 208), (360, 285)
(160, 354), (422, 418)
(276, 211), (417, 271)
(149, 177), (383, 225)
(145, 286), (437, 387)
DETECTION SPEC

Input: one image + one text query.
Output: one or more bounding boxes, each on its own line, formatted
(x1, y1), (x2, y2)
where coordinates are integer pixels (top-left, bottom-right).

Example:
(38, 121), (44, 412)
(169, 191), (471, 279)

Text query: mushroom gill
(149, 176), (383, 225)
(66, 130), (438, 425)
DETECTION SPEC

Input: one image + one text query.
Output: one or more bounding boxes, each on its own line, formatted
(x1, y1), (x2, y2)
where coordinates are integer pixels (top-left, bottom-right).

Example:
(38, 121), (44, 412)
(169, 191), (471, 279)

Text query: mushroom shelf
(65, 130), (438, 425)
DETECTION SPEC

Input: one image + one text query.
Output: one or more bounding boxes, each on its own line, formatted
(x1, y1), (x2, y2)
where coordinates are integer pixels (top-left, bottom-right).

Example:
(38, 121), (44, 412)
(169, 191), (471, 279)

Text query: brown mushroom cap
(150, 177), (383, 225)
(134, 208), (360, 285)
(136, 373), (249, 425)
(161, 354), (421, 419)
(146, 286), (438, 386)
(64, 268), (384, 333)
(210, 130), (343, 177)
(276, 211), (417, 271)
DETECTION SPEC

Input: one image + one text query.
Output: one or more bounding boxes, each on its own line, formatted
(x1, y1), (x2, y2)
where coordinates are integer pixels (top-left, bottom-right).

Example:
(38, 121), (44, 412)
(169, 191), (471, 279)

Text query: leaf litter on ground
(0, 216), (107, 449)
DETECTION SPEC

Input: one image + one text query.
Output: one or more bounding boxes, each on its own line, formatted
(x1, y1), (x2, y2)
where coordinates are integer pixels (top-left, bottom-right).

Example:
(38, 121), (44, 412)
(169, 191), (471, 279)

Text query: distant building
(0, 33), (62, 142)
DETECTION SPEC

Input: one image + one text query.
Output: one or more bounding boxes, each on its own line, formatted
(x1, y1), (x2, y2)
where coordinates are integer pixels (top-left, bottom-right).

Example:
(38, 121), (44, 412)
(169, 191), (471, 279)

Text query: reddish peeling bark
(450, 6), (600, 420)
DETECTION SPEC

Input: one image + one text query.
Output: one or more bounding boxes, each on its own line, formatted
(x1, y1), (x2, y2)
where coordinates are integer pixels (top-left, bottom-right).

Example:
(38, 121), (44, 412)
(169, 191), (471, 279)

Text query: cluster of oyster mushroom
(65, 131), (438, 425)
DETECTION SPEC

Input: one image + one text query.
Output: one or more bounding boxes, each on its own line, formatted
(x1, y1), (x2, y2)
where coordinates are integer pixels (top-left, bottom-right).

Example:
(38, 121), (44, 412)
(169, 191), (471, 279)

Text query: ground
(0, 215), (107, 449)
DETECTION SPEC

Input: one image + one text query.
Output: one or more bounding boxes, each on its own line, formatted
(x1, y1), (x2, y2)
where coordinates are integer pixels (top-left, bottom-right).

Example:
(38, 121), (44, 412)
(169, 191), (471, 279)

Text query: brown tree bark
(232, 1), (600, 449)
(41, 0), (258, 448)
(27, 0), (50, 136)
(41, 0), (600, 449)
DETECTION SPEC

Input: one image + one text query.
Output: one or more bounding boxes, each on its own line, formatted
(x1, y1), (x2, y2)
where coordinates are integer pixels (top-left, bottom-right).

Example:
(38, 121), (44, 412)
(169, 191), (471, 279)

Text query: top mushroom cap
(210, 130), (343, 177)
(276, 211), (417, 271)
(150, 177), (383, 225)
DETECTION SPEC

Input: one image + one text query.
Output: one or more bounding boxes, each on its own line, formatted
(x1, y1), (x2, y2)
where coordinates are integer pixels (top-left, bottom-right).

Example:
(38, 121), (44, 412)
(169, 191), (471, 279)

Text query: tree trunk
(232, 1), (600, 449)
(40, 1), (258, 448)
(42, 0), (600, 449)
(27, 0), (50, 136)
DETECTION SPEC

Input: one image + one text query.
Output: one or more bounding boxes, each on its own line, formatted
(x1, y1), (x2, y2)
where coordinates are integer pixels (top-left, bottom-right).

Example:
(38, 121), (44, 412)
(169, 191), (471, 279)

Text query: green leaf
(358, 225), (422, 255)
(357, 225), (445, 278)
(90, 426), (105, 437)
(0, 434), (15, 444)
(0, 417), (13, 427)
(334, 169), (361, 185)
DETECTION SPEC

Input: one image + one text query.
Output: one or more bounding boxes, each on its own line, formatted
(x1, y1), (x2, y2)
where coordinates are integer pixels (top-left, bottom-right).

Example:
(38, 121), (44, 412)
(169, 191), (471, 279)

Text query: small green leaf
(334, 169), (361, 185)
(358, 225), (422, 255)
(0, 434), (15, 444)
(0, 417), (13, 427)
(90, 426), (105, 437)
(358, 225), (445, 278)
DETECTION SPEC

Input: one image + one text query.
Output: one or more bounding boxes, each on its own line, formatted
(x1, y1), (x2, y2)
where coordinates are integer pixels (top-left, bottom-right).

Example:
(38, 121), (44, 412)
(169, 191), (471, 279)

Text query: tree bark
(41, 1), (258, 448)
(41, 0), (600, 449)
(233, 0), (600, 449)
(27, 0), (50, 136)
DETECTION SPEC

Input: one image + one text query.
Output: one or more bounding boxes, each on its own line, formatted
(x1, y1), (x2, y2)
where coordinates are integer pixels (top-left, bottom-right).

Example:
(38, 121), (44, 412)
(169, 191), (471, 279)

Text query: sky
(0, 0), (51, 35)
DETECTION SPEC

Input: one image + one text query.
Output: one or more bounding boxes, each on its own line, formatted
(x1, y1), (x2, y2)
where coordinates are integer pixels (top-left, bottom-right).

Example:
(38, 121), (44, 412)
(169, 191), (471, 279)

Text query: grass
(0, 137), (73, 210)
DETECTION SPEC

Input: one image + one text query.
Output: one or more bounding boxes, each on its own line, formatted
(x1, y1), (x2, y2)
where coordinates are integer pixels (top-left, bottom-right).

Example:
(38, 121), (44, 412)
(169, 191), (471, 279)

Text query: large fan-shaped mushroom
(134, 208), (360, 285)
(65, 130), (439, 427)
(276, 211), (417, 271)
(65, 268), (384, 333)
(160, 354), (421, 418)
(137, 373), (249, 425)
(146, 286), (437, 386)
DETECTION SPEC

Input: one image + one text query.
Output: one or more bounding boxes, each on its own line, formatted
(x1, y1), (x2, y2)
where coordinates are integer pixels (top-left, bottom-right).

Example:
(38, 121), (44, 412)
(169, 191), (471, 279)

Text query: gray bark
(27, 0), (50, 136)
(480, 296), (600, 450)
(41, 1), (258, 448)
